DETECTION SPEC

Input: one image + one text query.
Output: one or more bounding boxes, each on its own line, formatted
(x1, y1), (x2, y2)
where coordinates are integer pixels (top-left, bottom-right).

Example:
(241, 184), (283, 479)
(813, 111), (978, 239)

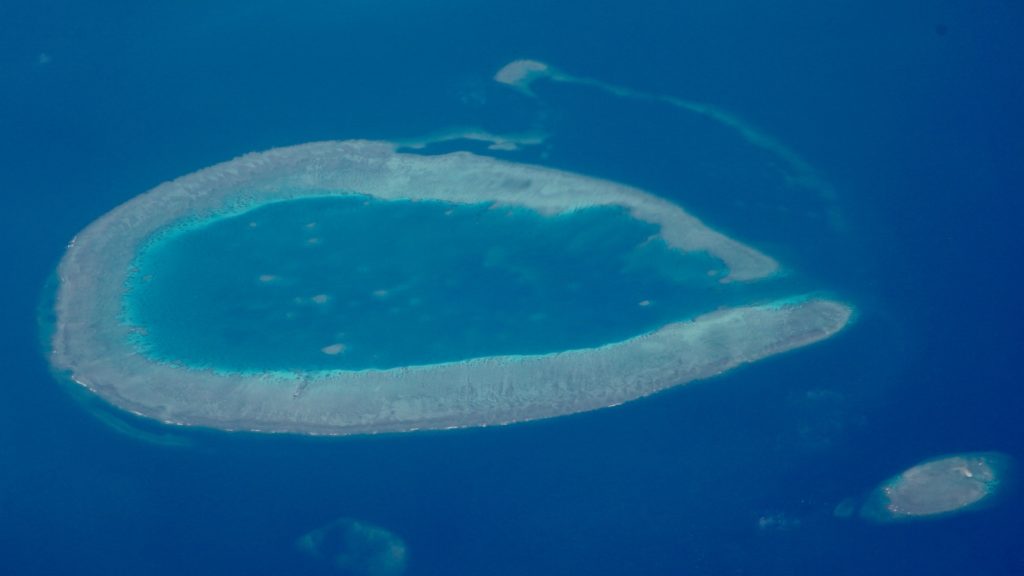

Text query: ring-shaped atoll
(50, 140), (852, 435)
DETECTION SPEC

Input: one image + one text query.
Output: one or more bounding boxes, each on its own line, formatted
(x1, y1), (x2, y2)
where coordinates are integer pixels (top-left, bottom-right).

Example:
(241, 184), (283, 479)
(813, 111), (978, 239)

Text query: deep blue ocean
(3, 1), (1023, 575)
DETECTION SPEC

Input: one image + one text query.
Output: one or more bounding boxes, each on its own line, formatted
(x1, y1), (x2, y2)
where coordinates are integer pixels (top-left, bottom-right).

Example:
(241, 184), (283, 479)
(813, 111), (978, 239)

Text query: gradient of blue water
(3, 1), (1023, 575)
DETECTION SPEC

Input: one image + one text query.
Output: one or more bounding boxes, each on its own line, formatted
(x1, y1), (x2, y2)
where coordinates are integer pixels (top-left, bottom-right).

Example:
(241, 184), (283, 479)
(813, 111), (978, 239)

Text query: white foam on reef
(396, 126), (548, 152)
(51, 140), (852, 435)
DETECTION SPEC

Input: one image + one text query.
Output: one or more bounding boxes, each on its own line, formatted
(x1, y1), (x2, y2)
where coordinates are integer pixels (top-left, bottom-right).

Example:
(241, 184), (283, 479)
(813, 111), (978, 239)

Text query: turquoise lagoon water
(125, 196), (729, 371)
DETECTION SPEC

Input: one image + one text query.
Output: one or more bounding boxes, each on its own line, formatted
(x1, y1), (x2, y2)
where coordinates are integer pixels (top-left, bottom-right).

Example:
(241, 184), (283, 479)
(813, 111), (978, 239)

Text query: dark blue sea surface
(3, 1), (1023, 575)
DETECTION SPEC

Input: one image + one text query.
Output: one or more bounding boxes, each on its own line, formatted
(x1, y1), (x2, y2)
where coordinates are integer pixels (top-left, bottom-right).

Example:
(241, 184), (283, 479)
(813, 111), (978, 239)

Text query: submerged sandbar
(50, 140), (851, 435)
